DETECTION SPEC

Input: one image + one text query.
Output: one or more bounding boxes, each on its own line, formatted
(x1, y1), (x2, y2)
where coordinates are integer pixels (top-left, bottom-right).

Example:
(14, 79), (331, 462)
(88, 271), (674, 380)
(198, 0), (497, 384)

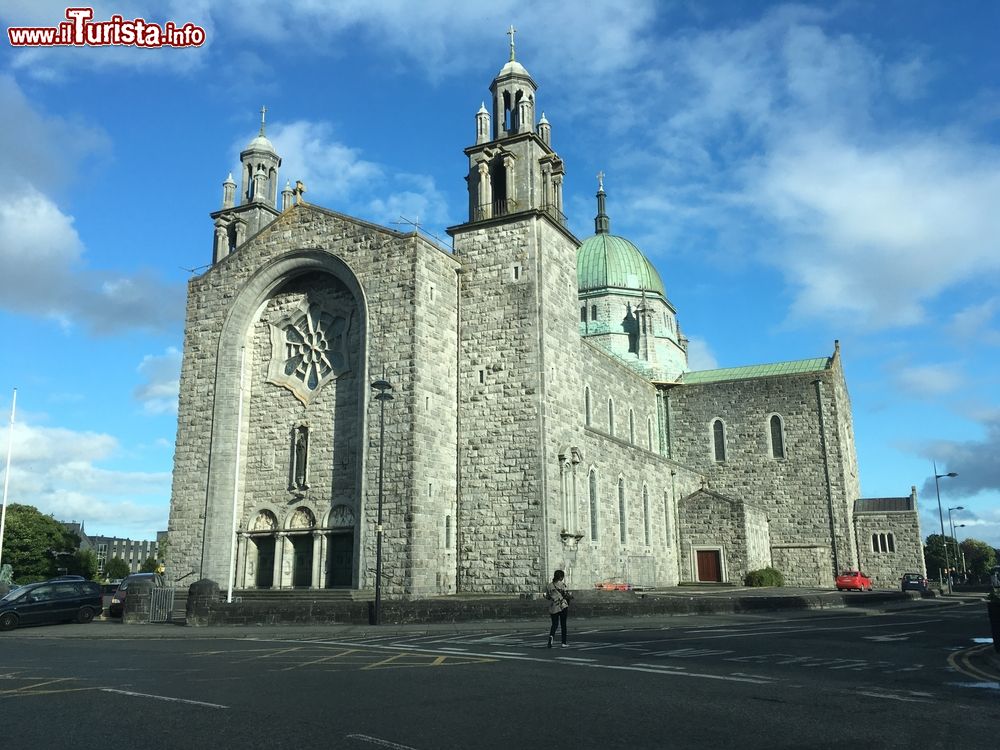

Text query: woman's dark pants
(549, 609), (568, 644)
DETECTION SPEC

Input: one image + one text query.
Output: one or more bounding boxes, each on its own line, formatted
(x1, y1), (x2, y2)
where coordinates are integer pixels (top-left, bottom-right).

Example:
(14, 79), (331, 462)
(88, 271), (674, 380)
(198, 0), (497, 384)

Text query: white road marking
(556, 657), (597, 663)
(489, 652), (527, 657)
(346, 733), (421, 750)
(856, 689), (931, 703)
(863, 630), (925, 642)
(100, 688), (227, 709)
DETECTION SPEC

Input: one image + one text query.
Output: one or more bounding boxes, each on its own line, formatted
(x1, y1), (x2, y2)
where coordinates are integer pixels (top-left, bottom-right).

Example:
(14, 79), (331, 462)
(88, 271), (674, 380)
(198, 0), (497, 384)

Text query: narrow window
(770, 414), (785, 459)
(663, 492), (671, 547)
(429, 285), (435, 301)
(888, 533), (895, 553)
(642, 485), (651, 547)
(608, 399), (615, 436)
(511, 264), (521, 281)
(872, 533), (879, 553)
(580, 305), (587, 323)
(618, 478), (627, 544)
(425, 396), (430, 410)
(629, 410), (635, 444)
(478, 369), (486, 385)
(584, 387), (592, 426)
(647, 417), (653, 451)
(591, 305), (597, 321)
(445, 515), (452, 549)
(428, 482), (433, 498)
(589, 470), (599, 541)
(712, 419), (726, 462)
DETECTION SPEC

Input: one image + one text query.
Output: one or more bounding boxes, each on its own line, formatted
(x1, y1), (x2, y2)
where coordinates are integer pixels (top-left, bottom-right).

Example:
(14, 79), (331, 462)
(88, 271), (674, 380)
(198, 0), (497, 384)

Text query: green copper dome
(577, 233), (666, 297)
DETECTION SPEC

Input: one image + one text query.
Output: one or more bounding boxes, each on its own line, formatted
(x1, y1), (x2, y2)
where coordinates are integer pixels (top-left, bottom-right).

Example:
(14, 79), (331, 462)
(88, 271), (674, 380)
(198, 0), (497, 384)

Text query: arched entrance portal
(288, 506), (316, 588)
(248, 510), (278, 589)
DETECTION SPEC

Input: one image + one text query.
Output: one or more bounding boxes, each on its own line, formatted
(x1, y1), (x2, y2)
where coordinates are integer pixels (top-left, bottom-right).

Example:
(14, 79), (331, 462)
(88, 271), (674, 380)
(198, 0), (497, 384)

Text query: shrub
(744, 567), (785, 587)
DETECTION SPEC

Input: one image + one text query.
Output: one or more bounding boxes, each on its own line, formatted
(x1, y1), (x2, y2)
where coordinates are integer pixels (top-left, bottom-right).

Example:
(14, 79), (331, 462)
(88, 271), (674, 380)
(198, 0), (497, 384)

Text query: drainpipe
(454, 267), (463, 592)
(813, 379), (840, 577)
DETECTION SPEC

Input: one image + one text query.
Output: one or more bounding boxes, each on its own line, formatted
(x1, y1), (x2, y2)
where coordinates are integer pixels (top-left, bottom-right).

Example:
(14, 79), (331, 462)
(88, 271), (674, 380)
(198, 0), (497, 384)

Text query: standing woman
(545, 569), (573, 648)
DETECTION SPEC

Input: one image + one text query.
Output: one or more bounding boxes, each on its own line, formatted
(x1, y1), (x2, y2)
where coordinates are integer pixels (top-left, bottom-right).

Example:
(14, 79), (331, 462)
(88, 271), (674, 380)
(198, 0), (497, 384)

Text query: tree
(140, 556), (159, 573)
(959, 538), (997, 580)
(923, 533), (957, 578)
(0, 503), (79, 582)
(104, 557), (131, 581)
(68, 549), (99, 580)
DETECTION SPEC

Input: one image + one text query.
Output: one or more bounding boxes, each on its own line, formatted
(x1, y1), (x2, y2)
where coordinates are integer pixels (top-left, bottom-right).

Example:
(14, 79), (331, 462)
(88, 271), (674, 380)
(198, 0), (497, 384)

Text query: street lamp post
(933, 462), (958, 593)
(370, 369), (393, 626)
(948, 506), (966, 579)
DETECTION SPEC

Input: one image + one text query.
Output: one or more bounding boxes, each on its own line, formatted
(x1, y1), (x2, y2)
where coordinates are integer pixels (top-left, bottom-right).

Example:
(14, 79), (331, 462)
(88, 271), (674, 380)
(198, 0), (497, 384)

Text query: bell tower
(459, 27), (565, 225)
(209, 107), (283, 264)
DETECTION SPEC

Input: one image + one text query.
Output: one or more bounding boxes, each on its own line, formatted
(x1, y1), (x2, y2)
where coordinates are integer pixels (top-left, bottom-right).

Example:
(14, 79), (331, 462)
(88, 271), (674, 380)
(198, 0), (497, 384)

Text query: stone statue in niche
(291, 425), (309, 491)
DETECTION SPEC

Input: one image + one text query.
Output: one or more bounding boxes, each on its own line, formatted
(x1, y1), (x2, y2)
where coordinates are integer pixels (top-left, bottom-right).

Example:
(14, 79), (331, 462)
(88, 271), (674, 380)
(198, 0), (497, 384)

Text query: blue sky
(0, 1), (997, 550)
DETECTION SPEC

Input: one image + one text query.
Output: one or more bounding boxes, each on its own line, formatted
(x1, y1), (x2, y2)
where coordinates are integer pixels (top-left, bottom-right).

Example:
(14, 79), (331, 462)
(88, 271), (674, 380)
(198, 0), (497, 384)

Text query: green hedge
(744, 567), (785, 587)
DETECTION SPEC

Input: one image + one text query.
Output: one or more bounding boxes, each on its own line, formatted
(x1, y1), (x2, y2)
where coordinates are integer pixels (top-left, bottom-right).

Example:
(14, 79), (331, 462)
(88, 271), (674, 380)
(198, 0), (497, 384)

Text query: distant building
(62, 522), (166, 577)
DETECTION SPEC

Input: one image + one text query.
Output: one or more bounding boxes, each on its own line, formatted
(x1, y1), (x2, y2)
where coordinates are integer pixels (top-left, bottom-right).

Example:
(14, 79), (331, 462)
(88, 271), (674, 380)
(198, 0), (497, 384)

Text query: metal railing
(149, 588), (175, 623)
(474, 199), (517, 221)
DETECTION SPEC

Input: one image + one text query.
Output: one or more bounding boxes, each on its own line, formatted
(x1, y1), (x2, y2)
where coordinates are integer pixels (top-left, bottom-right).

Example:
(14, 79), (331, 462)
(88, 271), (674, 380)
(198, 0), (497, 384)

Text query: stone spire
(595, 172), (610, 235)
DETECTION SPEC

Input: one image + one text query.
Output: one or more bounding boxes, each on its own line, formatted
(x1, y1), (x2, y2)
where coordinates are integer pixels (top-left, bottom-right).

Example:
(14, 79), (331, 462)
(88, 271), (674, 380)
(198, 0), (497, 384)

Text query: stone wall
(664, 358), (856, 587)
(855, 511), (925, 588)
(167, 204), (460, 597)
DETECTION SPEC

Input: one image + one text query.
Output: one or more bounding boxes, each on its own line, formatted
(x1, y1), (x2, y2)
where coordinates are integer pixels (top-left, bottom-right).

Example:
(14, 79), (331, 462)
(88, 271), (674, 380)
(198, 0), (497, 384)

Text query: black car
(900, 573), (929, 592)
(0, 579), (103, 631)
(108, 573), (164, 617)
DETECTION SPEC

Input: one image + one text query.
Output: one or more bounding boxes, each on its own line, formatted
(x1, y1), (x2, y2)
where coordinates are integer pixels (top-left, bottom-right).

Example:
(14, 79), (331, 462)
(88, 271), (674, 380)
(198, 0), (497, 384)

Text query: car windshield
(1, 586), (29, 602)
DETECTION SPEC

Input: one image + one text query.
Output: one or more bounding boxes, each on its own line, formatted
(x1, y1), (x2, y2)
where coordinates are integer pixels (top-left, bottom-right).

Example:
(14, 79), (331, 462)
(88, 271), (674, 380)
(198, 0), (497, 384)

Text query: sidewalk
(11, 585), (981, 639)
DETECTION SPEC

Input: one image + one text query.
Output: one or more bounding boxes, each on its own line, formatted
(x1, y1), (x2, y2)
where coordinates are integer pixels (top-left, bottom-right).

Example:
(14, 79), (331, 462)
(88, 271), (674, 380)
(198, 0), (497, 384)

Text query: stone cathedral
(166, 39), (924, 597)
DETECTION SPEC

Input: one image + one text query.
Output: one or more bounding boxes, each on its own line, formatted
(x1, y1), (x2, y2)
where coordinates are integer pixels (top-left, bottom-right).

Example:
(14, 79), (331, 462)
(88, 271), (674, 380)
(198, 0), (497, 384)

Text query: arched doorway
(288, 506), (316, 588)
(249, 510), (278, 589)
(326, 504), (356, 588)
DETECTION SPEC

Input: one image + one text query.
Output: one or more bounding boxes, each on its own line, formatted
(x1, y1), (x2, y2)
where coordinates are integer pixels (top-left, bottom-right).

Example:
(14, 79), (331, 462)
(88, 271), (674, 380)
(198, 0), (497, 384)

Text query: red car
(836, 570), (873, 591)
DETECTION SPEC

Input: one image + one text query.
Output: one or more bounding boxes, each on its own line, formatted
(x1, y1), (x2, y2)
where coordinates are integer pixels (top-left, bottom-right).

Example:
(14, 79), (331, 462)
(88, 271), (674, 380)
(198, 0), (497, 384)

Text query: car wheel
(76, 607), (95, 625)
(0, 611), (18, 631)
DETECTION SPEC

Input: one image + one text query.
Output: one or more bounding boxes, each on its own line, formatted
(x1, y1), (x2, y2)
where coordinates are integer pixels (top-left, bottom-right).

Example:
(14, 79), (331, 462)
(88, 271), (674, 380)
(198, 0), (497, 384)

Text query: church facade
(165, 42), (924, 596)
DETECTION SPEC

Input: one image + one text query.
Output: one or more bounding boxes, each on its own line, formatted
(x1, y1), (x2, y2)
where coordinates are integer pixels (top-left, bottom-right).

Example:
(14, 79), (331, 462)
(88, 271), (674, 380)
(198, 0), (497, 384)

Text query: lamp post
(370, 369), (393, 626)
(933, 462), (958, 593)
(948, 505), (965, 579)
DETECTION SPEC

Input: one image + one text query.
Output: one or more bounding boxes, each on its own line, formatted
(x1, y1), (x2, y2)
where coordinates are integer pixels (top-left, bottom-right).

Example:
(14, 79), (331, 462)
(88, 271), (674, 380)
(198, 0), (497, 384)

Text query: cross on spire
(259, 105), (267, 136)
(597, 171), (605, 192)
(507, 25), (517, 61)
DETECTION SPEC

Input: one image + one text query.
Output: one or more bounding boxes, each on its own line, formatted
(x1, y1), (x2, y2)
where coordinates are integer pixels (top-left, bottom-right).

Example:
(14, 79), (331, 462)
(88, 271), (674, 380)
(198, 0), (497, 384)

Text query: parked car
(108, 573), (164, 618)
(900, 573), (928, 592)
(836, 570), (873, 591)
(0, 579), (103, 631)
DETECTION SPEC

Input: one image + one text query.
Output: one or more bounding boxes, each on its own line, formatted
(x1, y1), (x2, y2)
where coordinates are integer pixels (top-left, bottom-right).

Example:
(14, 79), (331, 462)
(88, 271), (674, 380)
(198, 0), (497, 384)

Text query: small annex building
(165, 37), (924, 596)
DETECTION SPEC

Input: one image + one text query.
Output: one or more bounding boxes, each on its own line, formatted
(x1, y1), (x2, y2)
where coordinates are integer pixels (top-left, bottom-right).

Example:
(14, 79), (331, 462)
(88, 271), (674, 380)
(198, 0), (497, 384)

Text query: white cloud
(948, 298), (1000, 345)
(685, 336), (718, 371)
(0, 76), (184, 334)
(134, 348), (182, 415)
(0, 420), (170, 537)
(261, 120), (382, 204)
(893, 363), (965, 398)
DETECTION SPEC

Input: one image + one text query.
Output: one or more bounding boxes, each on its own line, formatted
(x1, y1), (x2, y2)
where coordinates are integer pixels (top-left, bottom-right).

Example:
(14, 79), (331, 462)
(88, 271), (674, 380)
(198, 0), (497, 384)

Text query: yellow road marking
(279, 649), (362, 671)
(947, 644), (1000, 682)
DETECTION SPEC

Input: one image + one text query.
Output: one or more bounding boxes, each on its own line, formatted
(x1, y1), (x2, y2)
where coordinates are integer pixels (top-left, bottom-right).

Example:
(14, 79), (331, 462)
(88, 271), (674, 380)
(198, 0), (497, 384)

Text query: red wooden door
(696, 550), (722, 582)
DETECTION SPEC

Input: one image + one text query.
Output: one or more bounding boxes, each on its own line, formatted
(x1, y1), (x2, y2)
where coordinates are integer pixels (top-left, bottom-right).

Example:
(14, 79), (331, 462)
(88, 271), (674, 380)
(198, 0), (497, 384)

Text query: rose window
(268, 303), (351, 405)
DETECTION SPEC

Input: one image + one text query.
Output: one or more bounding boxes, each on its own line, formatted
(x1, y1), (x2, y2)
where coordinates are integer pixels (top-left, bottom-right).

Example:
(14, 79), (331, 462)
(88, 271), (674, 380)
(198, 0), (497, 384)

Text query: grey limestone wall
(452, 218), (545, 593)
(665, 364), (854, 587)
(855, 511), (926, 588)
(167, 204), (459, 597)
(771, 545), (832, 587)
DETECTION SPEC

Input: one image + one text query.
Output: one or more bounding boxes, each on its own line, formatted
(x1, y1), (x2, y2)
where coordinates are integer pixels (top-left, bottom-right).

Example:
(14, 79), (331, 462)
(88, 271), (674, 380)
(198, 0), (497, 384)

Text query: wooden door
(696, 550), (722, 582)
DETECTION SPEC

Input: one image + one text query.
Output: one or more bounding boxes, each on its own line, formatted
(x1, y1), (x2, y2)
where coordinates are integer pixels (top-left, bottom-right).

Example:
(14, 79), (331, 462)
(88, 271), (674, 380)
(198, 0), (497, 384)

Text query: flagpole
(0, 388), (17, 570)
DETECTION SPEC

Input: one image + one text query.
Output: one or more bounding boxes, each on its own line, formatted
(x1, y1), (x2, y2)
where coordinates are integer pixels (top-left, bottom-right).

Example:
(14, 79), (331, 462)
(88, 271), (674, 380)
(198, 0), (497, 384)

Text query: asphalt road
(1, 602), (997, 749)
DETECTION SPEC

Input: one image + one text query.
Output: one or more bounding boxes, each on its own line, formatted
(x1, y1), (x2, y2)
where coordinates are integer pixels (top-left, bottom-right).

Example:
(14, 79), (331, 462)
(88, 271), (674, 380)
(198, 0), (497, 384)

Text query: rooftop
(681, 357), (831, 384)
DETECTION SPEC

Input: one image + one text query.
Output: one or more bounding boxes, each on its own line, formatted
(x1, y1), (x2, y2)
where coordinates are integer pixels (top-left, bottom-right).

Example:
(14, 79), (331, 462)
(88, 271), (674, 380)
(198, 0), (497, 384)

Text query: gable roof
(681, 357), (831, 385)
